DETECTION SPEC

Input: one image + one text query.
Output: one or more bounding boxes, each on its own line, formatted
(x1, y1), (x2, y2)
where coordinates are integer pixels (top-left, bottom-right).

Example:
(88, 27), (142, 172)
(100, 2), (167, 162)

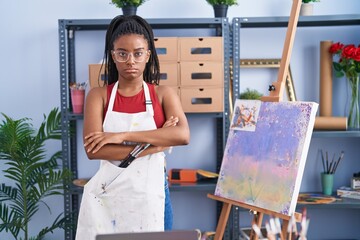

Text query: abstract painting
(215, 100), (318, 215)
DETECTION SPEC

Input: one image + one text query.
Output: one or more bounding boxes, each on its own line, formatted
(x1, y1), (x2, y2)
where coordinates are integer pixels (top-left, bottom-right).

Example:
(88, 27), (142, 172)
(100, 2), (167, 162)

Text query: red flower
(353, 47), (360, 62)
(329, 41), (360, 78)
(342, 44), (357, 59)
(329, 42), (344, 54)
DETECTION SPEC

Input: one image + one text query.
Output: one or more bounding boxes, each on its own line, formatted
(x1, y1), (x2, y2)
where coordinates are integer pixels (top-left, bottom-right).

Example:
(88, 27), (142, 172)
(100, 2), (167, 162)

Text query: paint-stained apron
(75, 81), (165, 240)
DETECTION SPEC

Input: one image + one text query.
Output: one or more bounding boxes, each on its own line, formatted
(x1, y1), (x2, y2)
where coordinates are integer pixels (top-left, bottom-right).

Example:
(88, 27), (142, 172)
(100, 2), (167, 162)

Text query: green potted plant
(300, 0), (320, 16)
(239, 88), (263, 100)
(0, 108), (72, 240)
(110, 0), (148, 15)
(205, 0), (238, 18)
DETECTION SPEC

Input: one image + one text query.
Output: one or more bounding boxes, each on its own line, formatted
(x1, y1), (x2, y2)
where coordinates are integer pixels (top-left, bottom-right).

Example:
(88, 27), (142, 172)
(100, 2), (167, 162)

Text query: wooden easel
(207, 194), (302, 240)
(208, 0), (303, 239)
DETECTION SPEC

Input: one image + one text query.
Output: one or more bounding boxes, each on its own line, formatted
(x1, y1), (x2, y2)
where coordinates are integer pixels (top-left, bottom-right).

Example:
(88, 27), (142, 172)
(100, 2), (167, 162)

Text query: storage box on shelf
(153, 36), (225, 113)
(158, 62), (179, 86)
(178, 37), (223, 61)
(178, 37), (224, 113)
(179, 61), (224, 86)
(154, 37), (179, 62)
(180, 86), (224, 113)
(154, 37), (179, 88)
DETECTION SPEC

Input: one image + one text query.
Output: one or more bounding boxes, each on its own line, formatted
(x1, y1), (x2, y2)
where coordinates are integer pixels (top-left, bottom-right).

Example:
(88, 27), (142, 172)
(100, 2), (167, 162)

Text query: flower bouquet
(329, 42), (360, 129)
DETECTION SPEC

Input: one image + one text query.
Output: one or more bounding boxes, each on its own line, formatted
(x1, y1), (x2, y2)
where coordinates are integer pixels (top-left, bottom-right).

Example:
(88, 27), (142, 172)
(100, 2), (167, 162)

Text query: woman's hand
(162, 116), (179, 128)
(84, 132), (125, 154)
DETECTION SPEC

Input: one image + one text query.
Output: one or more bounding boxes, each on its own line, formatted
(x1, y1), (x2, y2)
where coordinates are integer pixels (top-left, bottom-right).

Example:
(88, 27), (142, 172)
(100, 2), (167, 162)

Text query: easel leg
(282, 219), (290, 240)
(214, 202), (232, 240)
(250, 212), (264, 240)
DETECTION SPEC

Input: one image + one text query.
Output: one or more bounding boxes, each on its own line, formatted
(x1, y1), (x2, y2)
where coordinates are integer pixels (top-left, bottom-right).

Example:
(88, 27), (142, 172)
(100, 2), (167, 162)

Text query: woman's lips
(124, 68), (138, 73)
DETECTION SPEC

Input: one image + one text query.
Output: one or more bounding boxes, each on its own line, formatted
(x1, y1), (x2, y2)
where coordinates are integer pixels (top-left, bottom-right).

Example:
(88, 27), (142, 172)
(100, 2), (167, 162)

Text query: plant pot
(70, 89), (85, 114)
(213, 4), (228, 18)
(300, 3), (313, 16)
(122, 6), (137, 16)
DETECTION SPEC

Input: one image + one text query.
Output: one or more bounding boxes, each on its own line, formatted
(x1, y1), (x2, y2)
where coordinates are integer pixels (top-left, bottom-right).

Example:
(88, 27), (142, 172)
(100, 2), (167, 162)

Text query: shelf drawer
(179, 37), (223, 62)
(154, 37), (178, 62)
(159, 62), (179, 86)
(180, 86), (223, 113)
(180, 61), (223, 86)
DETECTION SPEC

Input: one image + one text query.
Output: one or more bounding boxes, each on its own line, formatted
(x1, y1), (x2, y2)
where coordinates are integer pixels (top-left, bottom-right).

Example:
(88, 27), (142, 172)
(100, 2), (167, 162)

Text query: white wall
(1, 0), (360, 239)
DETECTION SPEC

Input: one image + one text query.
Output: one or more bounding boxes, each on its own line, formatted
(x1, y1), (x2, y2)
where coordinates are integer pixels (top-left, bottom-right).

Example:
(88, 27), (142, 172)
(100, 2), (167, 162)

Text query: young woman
(75, 15), (190, 239)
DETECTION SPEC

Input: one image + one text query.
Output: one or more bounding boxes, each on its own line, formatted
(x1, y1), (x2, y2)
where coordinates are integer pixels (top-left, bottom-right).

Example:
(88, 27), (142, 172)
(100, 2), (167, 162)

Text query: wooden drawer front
(180, 87), (223, 113)
(154, 37), (178, 62)
(180, 62), (223, 86)
(159, 62), (179, 86)
(179, 37), (223, 62)
(89, 64), (106, 88)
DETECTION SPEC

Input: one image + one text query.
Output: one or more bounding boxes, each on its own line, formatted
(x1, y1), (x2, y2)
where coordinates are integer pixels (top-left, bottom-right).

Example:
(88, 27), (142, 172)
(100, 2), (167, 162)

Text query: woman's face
(112, 34), (150, 81)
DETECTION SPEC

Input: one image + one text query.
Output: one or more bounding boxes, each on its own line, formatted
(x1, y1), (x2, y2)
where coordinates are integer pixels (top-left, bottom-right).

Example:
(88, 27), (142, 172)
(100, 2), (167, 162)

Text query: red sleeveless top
(104, 83), (165, 129)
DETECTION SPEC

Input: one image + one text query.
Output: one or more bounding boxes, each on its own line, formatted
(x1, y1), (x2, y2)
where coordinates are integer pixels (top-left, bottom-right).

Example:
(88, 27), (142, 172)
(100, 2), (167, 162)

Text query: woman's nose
(126, 53), (136, 64)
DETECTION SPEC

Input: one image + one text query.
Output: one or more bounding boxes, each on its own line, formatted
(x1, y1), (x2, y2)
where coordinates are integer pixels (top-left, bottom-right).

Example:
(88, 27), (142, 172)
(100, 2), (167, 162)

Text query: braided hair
(103, 15), (160, 85)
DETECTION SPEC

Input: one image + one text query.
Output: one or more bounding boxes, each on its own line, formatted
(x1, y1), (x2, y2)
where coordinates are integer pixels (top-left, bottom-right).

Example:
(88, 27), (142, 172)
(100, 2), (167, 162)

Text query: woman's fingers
(84, 132), (124, 153)
(163, 116), (179, 128)
(84, 132), (106, 153)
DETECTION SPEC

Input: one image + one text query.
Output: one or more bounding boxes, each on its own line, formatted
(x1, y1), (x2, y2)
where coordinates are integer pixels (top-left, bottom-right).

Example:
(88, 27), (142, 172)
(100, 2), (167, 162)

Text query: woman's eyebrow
(114, 47), (146, 51)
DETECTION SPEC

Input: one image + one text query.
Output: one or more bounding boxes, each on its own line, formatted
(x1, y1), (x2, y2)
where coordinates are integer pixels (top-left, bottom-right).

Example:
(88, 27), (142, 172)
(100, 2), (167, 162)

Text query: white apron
(75, 81), (165, 240)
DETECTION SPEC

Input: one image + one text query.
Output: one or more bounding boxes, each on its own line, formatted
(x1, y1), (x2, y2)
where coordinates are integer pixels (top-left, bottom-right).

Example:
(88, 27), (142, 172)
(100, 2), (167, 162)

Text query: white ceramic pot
(300, 3), (313, 16)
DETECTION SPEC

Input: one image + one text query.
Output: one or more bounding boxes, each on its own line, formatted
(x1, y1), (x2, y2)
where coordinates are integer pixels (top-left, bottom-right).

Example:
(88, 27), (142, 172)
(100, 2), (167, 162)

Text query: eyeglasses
(111, 50), (150, 63)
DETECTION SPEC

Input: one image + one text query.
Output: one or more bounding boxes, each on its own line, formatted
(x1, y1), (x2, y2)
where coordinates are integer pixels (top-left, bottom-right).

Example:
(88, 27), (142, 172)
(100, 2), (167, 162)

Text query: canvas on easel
(208, 0), (317, 239)
(215, 99), (318, 216)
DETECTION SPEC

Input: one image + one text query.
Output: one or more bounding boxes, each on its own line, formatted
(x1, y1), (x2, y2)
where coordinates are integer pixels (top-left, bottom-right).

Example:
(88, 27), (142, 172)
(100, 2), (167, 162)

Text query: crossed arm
(83, 86), (190, 161)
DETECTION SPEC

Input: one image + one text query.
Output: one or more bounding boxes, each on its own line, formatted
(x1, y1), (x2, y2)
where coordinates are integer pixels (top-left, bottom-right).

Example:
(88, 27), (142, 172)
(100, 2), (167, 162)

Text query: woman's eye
(135, 52), (143, 57)
(119, 52), (127, 57)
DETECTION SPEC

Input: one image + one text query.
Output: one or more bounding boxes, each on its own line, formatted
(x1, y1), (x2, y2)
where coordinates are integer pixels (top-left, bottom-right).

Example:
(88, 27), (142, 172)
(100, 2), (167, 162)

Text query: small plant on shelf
(110, 0), (147, 8)
(239, 88), (263, 100)
(206, 0), (238, 6)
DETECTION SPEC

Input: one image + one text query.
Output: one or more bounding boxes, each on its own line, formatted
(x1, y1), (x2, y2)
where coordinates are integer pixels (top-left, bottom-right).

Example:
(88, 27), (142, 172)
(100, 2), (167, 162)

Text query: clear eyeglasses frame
(111, 49), (150, 63)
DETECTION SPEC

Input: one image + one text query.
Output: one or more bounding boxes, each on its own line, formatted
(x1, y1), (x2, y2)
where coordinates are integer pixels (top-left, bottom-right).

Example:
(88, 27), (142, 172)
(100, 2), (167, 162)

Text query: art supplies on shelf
(337, 186), (360, 200)
(351, 172), (360, 189)
(168, 169), (218, 183)
(320, 149), (344, 174)
(297, 193), (337, 204)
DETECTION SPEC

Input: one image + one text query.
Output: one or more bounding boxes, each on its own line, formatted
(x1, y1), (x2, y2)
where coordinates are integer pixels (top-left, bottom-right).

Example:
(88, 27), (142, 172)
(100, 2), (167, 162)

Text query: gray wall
(1, 0), (360, 239)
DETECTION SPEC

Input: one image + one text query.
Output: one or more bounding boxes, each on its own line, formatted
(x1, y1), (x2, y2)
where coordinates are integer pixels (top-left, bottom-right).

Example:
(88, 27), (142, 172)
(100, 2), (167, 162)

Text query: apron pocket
(86, 160), (126, 196)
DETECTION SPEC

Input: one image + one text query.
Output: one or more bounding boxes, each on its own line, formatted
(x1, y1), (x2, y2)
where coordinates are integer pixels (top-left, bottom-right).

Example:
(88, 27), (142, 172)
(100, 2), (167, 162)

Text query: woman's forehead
(113, 34), (148, 49)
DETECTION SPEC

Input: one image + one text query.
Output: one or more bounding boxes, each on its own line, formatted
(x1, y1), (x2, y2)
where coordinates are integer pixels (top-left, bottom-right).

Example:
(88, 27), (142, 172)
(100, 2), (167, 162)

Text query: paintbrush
(332, 151), (344, 174)
(320, 149), (326, 173)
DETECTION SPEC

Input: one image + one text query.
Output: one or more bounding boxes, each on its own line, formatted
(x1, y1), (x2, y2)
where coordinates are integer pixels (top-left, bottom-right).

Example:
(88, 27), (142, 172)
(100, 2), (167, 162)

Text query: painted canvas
(215, 100), (318, 216)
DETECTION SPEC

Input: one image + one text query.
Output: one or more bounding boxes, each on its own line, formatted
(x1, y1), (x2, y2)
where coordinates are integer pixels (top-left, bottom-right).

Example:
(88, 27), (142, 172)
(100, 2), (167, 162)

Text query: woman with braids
(75, 15), (190, 239)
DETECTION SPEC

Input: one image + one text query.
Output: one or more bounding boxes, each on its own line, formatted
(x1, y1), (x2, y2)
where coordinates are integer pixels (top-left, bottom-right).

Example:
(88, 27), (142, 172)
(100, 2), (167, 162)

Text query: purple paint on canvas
(215, 101), (317, 215)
